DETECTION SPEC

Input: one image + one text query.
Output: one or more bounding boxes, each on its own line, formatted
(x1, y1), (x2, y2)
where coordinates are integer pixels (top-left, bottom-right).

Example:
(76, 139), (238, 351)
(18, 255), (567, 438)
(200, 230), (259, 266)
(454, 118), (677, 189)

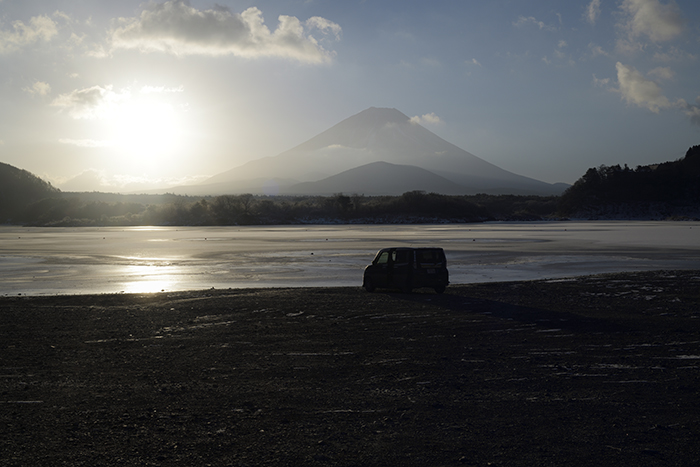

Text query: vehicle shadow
(382, 288), (628, 334)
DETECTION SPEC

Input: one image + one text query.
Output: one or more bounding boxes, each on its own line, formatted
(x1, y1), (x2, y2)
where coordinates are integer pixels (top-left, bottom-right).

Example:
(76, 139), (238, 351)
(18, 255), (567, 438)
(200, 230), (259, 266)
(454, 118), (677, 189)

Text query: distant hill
(283, 161), (470, 196)
(0, 162), (59, 222)
(183, 107), (566, 196)
(559, 145), (700, 219)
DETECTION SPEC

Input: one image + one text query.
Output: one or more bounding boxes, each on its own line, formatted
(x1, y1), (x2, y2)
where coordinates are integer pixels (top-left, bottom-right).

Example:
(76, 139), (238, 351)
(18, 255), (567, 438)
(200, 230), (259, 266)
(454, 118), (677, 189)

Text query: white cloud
(615, 62), (671, 112)
(51, 85), (130, 119)
(647, 66), (674, 80)
(0, 15), (58, 53)
(592, 74), (610, 87)
(652, 46), (697, 62)
(588, 43), (610, 58)
(614, 63), (700, 127)
(513, 16), (556, 32)
(410, 113), (443, 126)
(469, 58), (482, 67)
(305, 16), (342, 40)
(109, 1), (341, 63)
(619, 0), (684, 43)
(585, 0), (602, 25)
(23, 81), (52, 96)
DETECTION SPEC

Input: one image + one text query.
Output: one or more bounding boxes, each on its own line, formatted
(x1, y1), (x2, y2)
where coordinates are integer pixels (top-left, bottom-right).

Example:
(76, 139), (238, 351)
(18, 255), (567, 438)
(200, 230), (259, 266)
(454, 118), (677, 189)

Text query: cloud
(0, 15), (58, 53)
(305, 16), (342, 40)
(588, 43), (610, 58)
(652, 46), (697, 62)
(619, 0), (684, 43)
(512, 16), (556, 32)
(109, 1), (341, 63)
(51, 85), (129, 119)
(592, 74), (610, 87)
(615, 62), (671, 112)
(410, 113), (443, 126)
(585, 0), (602, 25)
(614, 62), (700, 127)
(23, 81), (52, 96)
(678, 98), (700, 127)
(647, 66), (674, 80)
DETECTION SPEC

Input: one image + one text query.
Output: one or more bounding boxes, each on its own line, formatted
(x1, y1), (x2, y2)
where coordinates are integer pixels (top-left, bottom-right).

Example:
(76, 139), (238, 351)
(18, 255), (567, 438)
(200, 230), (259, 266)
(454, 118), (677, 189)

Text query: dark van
(362, 247), (449, 294)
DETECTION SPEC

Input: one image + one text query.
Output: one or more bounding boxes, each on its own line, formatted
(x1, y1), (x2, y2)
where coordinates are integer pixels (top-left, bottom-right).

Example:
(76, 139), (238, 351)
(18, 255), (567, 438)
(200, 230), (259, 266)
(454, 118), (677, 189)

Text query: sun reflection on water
(118, 263), (180, 294)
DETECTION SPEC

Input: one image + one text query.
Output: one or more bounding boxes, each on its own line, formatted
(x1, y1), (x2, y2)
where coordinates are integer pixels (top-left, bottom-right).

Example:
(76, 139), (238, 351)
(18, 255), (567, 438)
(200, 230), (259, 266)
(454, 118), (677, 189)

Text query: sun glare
(105, 93), (188, 171)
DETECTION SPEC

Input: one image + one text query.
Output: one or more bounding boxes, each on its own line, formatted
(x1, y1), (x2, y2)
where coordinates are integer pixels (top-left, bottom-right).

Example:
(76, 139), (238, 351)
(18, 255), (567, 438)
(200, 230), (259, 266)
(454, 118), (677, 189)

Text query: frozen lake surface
(1, 221), (699, 296)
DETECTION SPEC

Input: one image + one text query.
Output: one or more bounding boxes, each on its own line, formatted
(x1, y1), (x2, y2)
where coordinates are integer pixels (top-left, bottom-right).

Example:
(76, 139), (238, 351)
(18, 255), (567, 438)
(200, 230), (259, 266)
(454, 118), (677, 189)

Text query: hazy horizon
(1, 1), (699, 193)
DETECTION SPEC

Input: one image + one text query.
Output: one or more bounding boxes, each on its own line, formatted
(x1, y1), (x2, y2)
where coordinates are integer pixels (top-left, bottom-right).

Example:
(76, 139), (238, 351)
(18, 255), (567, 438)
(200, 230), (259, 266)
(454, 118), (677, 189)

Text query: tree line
(12, 191), (562, 226)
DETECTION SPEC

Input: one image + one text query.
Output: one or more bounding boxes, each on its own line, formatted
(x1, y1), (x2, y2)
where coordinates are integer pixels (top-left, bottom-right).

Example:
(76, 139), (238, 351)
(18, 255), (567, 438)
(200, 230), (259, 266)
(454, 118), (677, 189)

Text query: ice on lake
(1, 221), (699, 296)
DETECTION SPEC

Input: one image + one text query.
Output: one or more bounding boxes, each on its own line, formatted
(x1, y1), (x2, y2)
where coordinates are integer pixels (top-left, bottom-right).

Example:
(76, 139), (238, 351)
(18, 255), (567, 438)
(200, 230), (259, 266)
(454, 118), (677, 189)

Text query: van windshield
(375, 251), (390, 265)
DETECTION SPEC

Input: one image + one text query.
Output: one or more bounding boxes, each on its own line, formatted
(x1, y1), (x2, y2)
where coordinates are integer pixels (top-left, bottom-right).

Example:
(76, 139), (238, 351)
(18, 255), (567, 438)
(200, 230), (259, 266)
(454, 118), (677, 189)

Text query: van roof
(379, 247), (444, 251)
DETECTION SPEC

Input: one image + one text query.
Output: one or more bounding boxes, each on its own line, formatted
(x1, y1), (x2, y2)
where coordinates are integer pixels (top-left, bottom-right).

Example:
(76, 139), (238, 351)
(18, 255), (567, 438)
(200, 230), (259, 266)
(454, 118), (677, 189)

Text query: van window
(416, 249), (443, 267)
(393, 250), (410, 268)
(376, 251), (390, 265)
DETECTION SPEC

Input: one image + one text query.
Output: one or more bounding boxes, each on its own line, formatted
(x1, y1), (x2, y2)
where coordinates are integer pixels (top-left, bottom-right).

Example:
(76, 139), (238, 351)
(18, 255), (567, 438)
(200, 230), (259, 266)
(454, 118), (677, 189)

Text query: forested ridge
(2, 146), (698, 226)
(0, 162), (59, 222)
(559, 145), (700, 219)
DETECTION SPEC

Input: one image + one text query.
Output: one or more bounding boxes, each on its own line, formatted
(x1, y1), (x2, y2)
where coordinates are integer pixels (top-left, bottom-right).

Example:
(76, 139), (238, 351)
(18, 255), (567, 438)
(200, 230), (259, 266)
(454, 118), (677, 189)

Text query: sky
(1, 0), (699, 192)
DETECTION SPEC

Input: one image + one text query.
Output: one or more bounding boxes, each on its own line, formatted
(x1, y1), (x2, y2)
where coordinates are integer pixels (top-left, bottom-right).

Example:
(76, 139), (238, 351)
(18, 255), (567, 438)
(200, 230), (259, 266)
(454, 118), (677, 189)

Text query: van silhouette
(362, 247), (449, 294)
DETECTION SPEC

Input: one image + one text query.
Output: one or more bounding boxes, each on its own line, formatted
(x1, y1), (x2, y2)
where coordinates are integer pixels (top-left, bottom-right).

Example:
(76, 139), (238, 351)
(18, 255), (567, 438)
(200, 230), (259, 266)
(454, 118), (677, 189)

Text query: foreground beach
(2, 270), (699, 466)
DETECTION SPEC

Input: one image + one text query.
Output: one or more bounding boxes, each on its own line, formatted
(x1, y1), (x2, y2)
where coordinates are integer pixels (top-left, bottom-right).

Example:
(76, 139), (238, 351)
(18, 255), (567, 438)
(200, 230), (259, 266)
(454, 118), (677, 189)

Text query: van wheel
(434, 285), (446, 294)
(364, 279), (375, 293)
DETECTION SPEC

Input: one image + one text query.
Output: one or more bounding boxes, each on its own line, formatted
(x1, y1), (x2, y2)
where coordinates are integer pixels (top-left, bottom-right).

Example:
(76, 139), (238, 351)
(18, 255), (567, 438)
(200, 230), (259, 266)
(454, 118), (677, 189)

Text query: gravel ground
(1, 270), (699, 466)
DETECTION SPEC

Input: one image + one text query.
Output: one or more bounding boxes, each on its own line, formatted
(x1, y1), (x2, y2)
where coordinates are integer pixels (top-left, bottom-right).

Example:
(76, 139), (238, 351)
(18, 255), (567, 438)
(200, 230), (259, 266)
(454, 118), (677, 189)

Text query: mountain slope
(0, 162), (59, 221)
(202, 107), (564, 195)
(283, 161), (469, 196)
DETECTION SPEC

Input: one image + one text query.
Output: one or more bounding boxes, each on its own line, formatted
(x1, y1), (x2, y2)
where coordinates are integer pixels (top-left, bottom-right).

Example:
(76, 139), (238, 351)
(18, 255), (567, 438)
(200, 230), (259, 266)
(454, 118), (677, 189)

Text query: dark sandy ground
(1, 270), (699, 466)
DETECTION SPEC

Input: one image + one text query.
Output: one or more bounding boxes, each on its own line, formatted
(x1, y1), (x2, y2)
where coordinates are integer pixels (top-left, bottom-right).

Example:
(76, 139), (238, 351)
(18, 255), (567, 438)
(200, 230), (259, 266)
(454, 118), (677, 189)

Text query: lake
(1, 221), (699, 296)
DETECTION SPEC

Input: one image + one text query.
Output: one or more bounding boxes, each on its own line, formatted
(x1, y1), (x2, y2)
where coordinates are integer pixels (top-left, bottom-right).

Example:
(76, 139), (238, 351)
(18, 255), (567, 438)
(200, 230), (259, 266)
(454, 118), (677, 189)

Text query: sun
(105, 92), (188, 172)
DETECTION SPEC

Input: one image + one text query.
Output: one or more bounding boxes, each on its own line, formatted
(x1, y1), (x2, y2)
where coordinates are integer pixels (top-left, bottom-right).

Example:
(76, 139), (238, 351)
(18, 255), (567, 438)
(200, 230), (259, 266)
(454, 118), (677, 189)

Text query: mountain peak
(200, 107), (564, 195)
(353, 107), (409, 124)
(290, 107), (413, 154)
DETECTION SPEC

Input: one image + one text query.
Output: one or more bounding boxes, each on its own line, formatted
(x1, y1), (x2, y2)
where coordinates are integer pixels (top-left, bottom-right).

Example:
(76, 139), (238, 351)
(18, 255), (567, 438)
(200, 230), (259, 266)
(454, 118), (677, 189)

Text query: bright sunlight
(102, 87), (189, 172)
